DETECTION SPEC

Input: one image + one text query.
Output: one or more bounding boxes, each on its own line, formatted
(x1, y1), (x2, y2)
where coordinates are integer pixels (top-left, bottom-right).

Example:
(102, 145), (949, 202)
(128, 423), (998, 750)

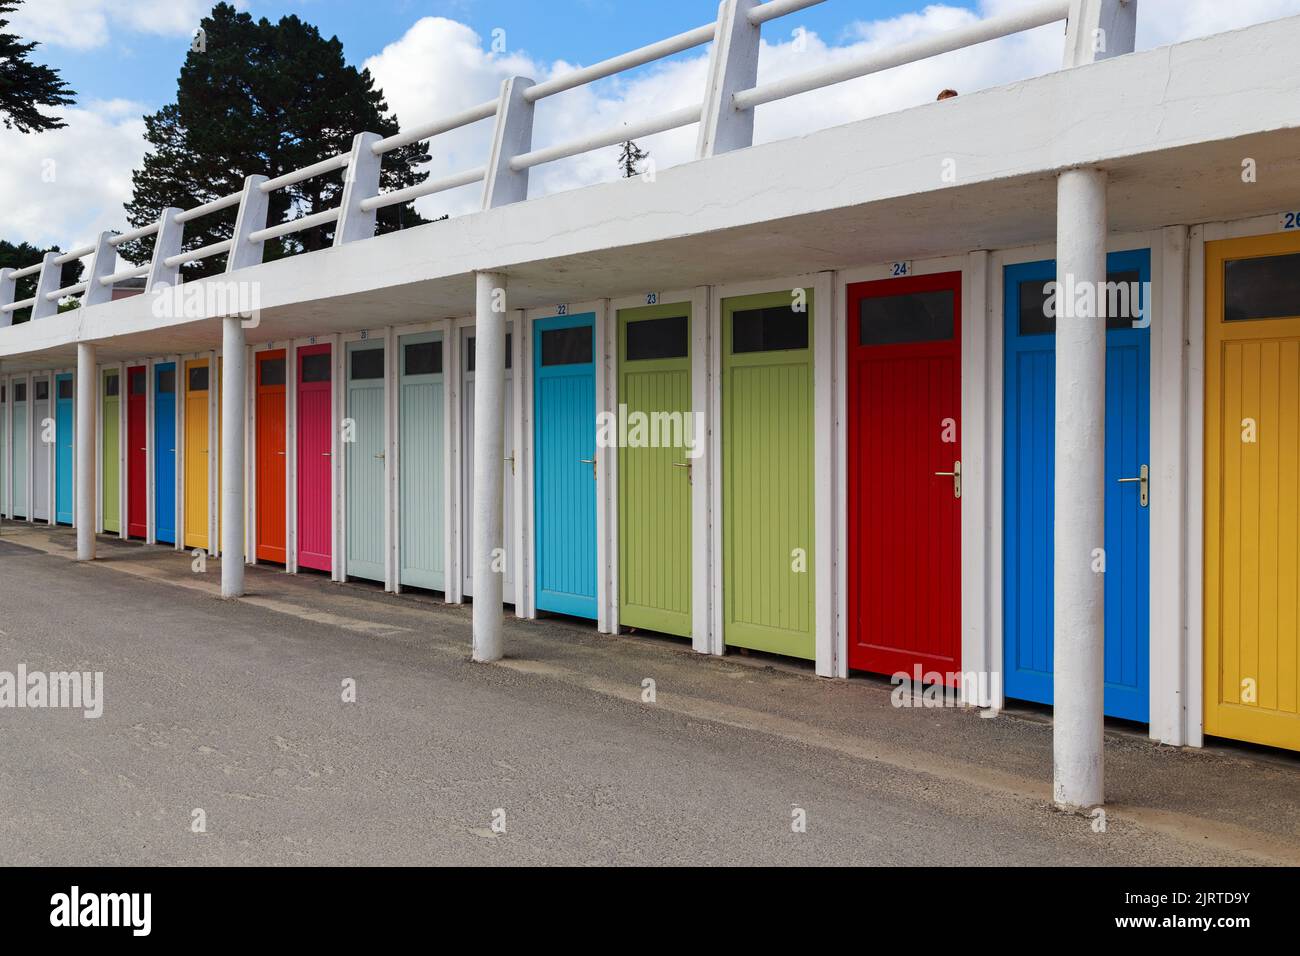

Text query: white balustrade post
(226, 175), (271, 273)
(696, 0), (761, 159)
(482, 77), (536, 210)
(472, 271), (508, 662)
(0, 268), (14, 328)
(81, 232), (118, 309)
(75, 342), (97, 561)
(146, 208), (184, 292)
(1053, 167), (1109, 810)
(335, 132), (384, 245)
(1064, 0), (1138, 67)
(30, 252), (61, 320)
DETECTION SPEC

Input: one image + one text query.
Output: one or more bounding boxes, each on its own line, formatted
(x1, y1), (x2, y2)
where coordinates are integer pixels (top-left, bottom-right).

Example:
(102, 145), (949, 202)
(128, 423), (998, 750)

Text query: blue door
(155, 363), (177, 544)
(1003, 250), (1151, 721)
(533, 312), (598, 619)
(55, 374), (74, 524)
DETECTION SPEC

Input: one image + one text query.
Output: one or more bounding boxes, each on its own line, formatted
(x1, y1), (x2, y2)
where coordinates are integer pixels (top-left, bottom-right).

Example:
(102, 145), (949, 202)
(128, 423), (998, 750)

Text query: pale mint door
(32, 379), (50, 522)
(461, 328), (515, 603)
(12, 389), (27, 518)
(398, 332), (445, 591)
(346, 340), (387, 583)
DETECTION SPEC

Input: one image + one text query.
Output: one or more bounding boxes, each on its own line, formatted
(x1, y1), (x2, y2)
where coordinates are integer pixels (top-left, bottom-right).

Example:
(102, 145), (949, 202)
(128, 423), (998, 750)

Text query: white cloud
(8, 0), (240, 50)
(0, 101), (148, 258)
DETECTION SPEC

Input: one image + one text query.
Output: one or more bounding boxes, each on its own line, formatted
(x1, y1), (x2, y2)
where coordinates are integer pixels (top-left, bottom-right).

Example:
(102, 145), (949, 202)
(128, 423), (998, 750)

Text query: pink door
(297, 344), (333, 572)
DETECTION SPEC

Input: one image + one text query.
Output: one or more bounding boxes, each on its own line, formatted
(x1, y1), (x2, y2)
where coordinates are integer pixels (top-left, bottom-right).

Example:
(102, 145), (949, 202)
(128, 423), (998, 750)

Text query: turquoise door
(346, 339), (386, 582)
(155, 363), (177, 544)
(11, 383), (27, 518)
(55, 373), (74, 525)
(533, 312), (598, 619)
(1003, 250), (1151, 722)
(0, 385), (7, 518)
(398, 332), (445, 591)
(32, 378), (49, 522)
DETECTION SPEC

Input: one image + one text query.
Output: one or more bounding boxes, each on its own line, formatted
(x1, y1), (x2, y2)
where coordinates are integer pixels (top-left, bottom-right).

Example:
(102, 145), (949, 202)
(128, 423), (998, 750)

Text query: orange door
(256, 351), (287, 563)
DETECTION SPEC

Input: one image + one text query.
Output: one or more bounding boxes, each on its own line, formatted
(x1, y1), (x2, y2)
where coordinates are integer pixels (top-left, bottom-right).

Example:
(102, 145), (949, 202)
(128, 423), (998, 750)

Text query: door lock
(935, 460), (961, 499)
(1117, 463), (1149, 508)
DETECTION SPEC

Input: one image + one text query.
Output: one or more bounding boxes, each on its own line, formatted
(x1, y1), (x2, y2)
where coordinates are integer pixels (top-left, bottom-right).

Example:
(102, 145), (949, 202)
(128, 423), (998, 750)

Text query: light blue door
(533, 312), (598, 619)
(55, 373), (74, 525)
(346, 339), (386, 583)
(1003, 250), (1151, 722)
(12, 384), (27, 518)
(399, 332), (444, 591)
(155, 363), (177, 544)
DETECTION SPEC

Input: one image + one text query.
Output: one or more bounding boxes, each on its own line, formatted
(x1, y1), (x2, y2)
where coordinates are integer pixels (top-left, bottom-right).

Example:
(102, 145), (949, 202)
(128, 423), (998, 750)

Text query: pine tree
(0, 0), (75, 133)
(121, 3), (431, 278)
(617, 140), (648, 179)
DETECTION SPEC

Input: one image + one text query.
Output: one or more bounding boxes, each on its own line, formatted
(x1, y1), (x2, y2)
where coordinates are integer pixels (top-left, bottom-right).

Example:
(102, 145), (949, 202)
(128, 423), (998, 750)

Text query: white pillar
(75, 343), (96, 561)
(1053, 167), (1108, 809)
(472, 271), (508, 662)
(221, 317), (247, 598)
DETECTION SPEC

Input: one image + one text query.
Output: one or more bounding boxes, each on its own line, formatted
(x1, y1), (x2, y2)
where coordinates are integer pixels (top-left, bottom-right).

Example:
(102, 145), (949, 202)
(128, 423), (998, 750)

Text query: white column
(221, 317), (247, 598)
(472, 271), (508, 662)
(75, 343), (96, 561)
(1053, 167), (1108, 809)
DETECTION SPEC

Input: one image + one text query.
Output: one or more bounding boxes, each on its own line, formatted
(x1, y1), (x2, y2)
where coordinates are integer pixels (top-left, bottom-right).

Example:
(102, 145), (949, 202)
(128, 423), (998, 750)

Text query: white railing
(1, 0), (1132, 326)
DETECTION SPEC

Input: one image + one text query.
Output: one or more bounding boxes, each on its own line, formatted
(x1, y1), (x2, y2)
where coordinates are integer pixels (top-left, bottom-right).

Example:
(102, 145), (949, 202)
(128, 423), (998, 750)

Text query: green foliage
(121, 3), (432, 278)
(0, 1), (75, 133)
(1, 238), (84, 323)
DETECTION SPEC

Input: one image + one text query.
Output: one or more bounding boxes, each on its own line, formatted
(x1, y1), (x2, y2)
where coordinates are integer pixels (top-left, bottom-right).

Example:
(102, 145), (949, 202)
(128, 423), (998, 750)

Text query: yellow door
(184, 359), (210, 551)
(1205, 231), (1300, 751)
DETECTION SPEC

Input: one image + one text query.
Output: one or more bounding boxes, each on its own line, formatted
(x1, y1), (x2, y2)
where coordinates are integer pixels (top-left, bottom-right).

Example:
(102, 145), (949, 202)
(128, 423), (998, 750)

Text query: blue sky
(5, 0), (1299, 251)
(39, 0), (965, 113)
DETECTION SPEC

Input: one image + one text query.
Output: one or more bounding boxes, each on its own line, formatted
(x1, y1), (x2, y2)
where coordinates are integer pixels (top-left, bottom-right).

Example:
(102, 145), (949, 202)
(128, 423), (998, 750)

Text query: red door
(297, 344), (332, 572)
(127, 366), (148, 539)
(256, 351), (287, 563)
(847, 271), (962, 680)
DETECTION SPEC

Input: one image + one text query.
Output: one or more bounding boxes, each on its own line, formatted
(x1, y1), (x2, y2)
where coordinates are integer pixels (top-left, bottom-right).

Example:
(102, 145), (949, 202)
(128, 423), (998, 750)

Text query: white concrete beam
(1065, 0), (1138, 67)
(1053, 167), (1108, 810)
(696, 0), (760, 159)
(0, 268), (15, 327)
(146, 208), (184, 292)
(227, 176), (271, 273)
(30, 253), (62, 321)
(334, 132), (384, 246)
(471, 271), (508, 662)
(81, 232), (118, 309)
(482, 77), (536, 210)
(75, 343), (96, 561)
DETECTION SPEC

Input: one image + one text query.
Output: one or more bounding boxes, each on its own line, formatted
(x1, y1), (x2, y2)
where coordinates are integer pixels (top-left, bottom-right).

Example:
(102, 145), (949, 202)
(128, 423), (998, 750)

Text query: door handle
(374, 452), (385, 460)
(505, 455), (515, 475)
(277, 451), (286, 456)
(1117, 463), (1149, 508)
(322, 452), (331, 457)
(934, 460), (962, 499)
(580, 457), (596, 478)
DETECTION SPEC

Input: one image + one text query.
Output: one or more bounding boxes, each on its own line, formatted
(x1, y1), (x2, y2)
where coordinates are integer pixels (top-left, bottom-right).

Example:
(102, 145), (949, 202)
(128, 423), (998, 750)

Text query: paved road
(1, 529), (1297, 866)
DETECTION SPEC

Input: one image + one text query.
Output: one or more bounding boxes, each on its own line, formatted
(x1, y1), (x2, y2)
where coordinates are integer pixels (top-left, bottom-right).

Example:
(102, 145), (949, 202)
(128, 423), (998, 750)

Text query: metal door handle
(580, 457), (596, 478)
(322, 452), (331, 457)
(277, 451), (286, 456)
(374, 453), (385, 460)
(934, 460), (962, 499)
(1117, 464), (1149, 508)
(505, 455), (515, 475)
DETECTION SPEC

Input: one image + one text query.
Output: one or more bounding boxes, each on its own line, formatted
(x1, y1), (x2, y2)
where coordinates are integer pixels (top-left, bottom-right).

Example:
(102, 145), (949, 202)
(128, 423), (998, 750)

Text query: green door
(618, 302), (693, 637)
(398, 331), (445, 591)
(346, 339), (387, 583)
(102, 370), (121, 534)
(723, 290), (815, 660)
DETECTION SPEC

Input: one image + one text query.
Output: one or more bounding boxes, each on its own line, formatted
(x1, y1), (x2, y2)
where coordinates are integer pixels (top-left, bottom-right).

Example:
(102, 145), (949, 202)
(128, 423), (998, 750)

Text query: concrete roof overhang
(3, 14), (1299, 372)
